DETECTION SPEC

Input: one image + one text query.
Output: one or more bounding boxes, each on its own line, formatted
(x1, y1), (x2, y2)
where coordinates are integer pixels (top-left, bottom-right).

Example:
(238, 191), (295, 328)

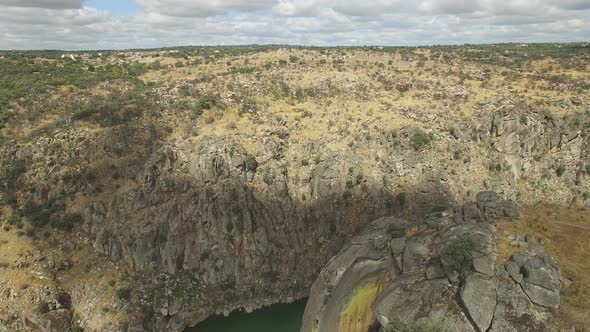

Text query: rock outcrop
(301, 192), (560, 332)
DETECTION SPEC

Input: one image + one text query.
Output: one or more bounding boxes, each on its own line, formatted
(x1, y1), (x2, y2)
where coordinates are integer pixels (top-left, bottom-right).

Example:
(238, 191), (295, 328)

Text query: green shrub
(245, 154), (258, 172)
(25, 229), (35, 238)
(51, 212), (82, 231)
(0, 57), (147, 127)
(556, 163), (566, 177)
(193, 95), (217, 114)
(386, 224), (406, 238)
(396, 83), (411, 93)
(71, 86), (148, 127)
(178, 84), (197, 97)
(23, 199), (80, 231)
(34, 301), (50, 314)
(23, 200), (50, 227)
(0, 158), (26, 191)
(411, 130), (433, 151)
(116, 287), (131, 301)
(263, 169), (275, 185)
(7, 214), (20, 225)
(71, 324), (83, 332)
(142, 304), (154, 319)
(356, 174), (363, 185)
(346, 179), (354, 189)
(443, 236), (478, 272)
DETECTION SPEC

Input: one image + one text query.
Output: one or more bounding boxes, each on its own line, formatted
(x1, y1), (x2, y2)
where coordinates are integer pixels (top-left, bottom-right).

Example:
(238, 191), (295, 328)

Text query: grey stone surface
(461, 273), (498, 332)
(505, 261), (523, 283)
(473, 255), (495, 276)
(301, 194), (561, 332)
(489, 279), (545, 332)
(522, 256), (561, 308)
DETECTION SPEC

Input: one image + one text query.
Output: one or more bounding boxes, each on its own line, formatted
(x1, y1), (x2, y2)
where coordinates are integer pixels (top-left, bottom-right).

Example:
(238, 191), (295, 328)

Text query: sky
(0, 0), (588, 50)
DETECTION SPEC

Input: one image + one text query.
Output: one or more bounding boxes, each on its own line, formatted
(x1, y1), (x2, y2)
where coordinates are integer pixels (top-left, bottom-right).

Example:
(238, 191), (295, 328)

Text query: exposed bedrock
(301, 193), (560, 332)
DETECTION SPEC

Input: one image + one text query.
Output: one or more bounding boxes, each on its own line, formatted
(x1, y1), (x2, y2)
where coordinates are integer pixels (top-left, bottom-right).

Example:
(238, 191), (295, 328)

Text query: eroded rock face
(301, 193), (560, 332)
(88, 137), (401, 331)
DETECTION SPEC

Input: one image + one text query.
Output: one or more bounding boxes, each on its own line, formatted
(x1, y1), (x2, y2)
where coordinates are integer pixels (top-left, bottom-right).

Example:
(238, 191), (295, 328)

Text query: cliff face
(94, 106), (586, 330)
(89, 137), (399, 330)
(301, 192), (561, 332)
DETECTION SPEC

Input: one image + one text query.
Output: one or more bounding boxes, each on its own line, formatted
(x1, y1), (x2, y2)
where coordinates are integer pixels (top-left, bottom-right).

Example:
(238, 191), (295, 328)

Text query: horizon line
(1, 41), (589, 53)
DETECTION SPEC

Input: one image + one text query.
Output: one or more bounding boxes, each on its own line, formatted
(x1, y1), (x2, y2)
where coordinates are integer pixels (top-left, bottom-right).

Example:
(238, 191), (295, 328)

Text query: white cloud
(549, 0), (590, 10)
(135, 0), (276, 17)
(0, 0), (588, 50)
(0, 0), (83, 9)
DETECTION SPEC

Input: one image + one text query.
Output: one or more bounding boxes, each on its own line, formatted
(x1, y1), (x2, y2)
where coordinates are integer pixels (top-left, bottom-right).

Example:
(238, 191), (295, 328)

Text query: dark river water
(186, 299), (307, 332)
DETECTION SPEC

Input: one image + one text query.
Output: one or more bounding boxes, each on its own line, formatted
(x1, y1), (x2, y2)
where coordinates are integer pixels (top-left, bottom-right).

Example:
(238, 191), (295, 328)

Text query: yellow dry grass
(0, 225), (51, 321)
(0, 205), (127, 329)
(496, 205), (590, 331)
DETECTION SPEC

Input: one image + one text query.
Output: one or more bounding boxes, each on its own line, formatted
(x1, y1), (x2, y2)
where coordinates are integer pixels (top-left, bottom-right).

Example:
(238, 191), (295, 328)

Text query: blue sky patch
(87, 0), (140, 16)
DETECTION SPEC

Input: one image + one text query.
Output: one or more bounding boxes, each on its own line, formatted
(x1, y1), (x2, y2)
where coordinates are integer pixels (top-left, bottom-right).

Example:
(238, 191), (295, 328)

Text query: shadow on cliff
(89, 168), (456, 331)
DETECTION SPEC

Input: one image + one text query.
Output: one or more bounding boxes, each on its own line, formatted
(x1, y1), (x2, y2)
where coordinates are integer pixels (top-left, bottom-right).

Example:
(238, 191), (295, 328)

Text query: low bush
(23, 200), (51, 227)
(34, 301), (50, 314)
(386, 224), (406, 238)
(443, 236), (478, 273)
(263, 169), (275, 184)
(0, 158), (25, 188)
(23, 199), (81, 231)
(116, 287), (131, 301)
(555, 163), (566, 177)
(51, 212), (82, 231)
(245, 154), (258, 172)
(193, 95), (218, 114)
(411, 130), (433, 151)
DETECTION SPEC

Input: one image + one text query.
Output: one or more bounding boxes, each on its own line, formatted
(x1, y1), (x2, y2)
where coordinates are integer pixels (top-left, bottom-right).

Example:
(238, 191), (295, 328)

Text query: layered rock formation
(301, 192), (561, 332)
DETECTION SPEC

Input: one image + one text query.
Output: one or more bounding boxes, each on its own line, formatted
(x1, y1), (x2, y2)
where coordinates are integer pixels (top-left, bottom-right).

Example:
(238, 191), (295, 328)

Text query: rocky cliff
(0, 47), (589, 332)
(301, 192), (561, 332)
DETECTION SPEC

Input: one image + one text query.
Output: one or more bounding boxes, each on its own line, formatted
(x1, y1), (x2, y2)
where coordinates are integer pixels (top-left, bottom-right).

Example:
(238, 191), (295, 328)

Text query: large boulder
(460, 274), (497, 331)
(301, 193), (560, 332)
(521, 255), (561, 308)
